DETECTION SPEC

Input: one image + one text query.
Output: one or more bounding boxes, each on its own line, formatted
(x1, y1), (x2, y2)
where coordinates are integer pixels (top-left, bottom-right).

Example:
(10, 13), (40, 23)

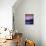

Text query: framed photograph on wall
(25, 14), (34, 25)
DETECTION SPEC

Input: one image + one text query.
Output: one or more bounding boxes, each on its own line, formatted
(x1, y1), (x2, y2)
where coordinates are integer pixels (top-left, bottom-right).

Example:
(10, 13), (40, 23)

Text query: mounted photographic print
(25, 14), (34, 25)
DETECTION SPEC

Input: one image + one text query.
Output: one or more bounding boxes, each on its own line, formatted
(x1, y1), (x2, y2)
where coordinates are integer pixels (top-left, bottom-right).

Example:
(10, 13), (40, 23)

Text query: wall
(0, 0), (16, 30)
(13, 0), (41, 46)
(41, 0), (46, 46)
(0, 0), (16, 38)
